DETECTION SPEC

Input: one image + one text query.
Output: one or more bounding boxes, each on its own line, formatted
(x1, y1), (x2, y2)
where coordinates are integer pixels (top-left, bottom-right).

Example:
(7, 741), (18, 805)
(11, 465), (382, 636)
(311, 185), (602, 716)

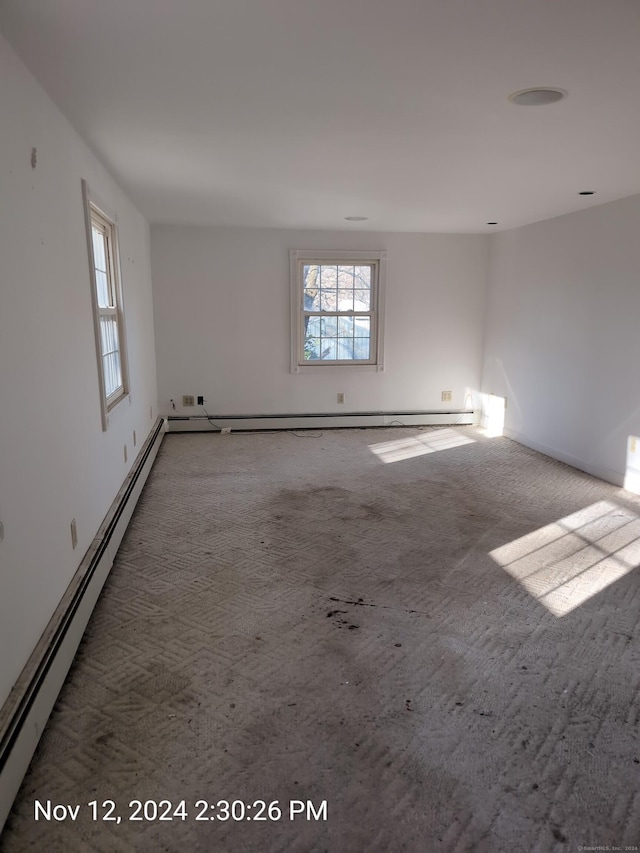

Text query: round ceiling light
(345, 216), (368, 221)
(508, 87), (568, 106)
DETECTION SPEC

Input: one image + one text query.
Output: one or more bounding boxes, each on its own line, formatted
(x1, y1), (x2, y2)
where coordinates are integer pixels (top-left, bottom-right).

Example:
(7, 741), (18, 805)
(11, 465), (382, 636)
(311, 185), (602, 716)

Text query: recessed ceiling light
(508, 87), (568, 106)
(344, 216), (368, 221)
(578, 191), (595, 195)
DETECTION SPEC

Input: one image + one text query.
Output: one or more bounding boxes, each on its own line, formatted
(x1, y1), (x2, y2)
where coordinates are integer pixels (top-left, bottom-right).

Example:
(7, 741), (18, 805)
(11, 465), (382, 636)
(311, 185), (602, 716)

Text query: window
(82, 180), (129, 429)
(290, 249), (386, 373)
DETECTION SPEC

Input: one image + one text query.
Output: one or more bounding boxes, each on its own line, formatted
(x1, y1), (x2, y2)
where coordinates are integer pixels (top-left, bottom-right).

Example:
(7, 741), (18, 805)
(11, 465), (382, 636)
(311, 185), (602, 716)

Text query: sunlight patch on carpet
(490, 500), (640, 616)
(368, 428), (475, 464)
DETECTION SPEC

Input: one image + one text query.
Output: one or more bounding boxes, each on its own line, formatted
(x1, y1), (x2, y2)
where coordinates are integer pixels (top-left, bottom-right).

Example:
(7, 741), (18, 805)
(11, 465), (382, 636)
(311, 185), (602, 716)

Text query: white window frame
(82, 179), (130, 430)
(289, 249), (386, 374)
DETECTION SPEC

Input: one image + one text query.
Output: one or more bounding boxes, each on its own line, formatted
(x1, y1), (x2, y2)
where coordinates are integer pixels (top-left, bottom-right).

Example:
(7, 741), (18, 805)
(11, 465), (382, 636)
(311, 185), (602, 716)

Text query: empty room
(1, 1), (640, 851)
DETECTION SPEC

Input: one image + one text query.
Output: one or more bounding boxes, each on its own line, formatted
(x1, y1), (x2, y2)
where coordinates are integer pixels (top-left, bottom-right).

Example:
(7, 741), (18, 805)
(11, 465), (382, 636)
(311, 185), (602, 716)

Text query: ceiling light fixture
(344, 216), (368, 221)
(508, 87), (568, 106)
(578, 191), (595, 195)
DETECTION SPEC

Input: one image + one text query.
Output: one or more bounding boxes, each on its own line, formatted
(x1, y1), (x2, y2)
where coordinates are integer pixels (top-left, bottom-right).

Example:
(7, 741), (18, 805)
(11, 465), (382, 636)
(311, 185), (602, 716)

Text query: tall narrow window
(82, 180), (129, 429)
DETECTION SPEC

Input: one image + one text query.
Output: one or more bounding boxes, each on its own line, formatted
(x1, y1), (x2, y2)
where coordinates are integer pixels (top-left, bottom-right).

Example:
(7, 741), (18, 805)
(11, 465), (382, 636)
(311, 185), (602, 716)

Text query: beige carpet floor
(2, 426), (640, 852)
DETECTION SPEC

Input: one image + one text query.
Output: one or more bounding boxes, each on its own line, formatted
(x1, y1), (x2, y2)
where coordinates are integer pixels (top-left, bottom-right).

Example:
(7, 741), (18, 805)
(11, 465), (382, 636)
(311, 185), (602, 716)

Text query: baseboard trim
(0, 418), (165, 833)
(167, 410), (476, 432)
(502, 427), (625, 488)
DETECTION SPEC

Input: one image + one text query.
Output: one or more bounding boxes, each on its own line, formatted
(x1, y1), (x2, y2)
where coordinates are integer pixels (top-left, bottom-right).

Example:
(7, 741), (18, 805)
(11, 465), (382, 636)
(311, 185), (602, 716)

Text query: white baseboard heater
(0, 418), (165, 833)
(167, 409), (476, 432)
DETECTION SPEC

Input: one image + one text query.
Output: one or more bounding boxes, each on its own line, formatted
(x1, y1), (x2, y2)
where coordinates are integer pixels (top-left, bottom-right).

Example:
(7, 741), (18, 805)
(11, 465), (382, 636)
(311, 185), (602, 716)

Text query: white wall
(482, 193), (640, 486)
(151, 226), (488, 417)
(0, 33), (158, 708)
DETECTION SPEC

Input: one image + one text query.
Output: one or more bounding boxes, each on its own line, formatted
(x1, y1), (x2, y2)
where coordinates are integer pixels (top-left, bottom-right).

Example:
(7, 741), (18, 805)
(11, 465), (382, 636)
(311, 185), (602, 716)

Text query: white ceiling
(2, 0), (640, 232)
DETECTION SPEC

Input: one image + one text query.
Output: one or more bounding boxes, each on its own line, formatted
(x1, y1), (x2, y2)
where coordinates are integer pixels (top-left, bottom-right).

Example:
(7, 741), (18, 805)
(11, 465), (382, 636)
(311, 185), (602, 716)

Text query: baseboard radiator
(0, 417), (165, 833)
(167, 409), (476, 432)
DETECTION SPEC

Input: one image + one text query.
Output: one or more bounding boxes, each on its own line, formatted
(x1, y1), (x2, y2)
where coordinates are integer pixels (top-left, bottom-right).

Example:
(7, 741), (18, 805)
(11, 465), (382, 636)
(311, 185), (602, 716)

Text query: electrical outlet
(70, 518), (78, 549)
(337, 392), (345, 404)
(197, 395), (204, 406)
(441, 390), (452, 402)
(182, 395), (195, 406)
(221, 427), (232, 435)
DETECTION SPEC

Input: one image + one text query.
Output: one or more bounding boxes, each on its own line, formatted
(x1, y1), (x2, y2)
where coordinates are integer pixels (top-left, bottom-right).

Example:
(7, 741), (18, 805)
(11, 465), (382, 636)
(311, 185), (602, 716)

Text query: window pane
(337, 265), (354, 287)
(303, 264), (320, 311)
(319, 339), (337, 360)
(103, 350), (122, 398)
(353, 338), (370, 359)
(95, 270), (110, 308)
(354, 289), (371, 310)
(337, 289), (354, 311)
(99, 316), (111, 356)
(91, 226), (107, 272)
(354, 317), (371, 359)
(320, 265), (338, 288)
(100, 316), (119, 358)
(304, 336), (320, 360)
(337, 338), (355, 359)
(320, 289), (337, 311)
(305, 316), (320, 336)
(320, 316), (337, 337)
(100, 310), (123, 396)
(304, 289), (320, 311)
(354, 266), (371, 287)
(337, 316), (354, 337)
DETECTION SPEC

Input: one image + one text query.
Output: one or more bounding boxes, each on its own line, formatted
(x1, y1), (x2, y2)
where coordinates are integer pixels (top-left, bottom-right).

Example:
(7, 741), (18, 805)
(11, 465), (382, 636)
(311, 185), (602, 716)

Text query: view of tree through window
(303, 264), (373, 361)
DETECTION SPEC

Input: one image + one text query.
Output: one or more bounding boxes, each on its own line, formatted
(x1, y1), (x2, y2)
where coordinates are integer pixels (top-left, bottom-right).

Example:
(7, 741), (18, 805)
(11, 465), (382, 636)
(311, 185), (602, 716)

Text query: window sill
(292, 364), (384, 374)
(106, 391), (129, 413)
